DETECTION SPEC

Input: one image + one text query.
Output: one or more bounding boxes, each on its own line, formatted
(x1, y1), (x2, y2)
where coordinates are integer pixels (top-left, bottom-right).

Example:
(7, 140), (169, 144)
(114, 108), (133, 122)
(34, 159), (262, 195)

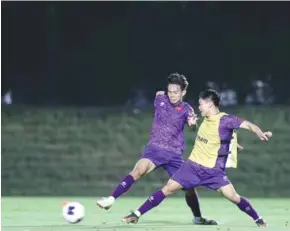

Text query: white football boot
(97, 196), (115, 210)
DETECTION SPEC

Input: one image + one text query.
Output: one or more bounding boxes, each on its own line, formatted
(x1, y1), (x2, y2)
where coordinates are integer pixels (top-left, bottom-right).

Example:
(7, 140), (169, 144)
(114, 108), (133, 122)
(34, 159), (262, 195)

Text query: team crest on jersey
(160, 102), (165, 106)
(175, 106), (183, 111)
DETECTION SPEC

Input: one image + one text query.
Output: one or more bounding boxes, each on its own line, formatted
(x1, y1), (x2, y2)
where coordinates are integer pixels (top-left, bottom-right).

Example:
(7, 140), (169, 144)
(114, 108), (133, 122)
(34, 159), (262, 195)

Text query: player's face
(198, 98), (212, 116)
(167, 84), (186, 104)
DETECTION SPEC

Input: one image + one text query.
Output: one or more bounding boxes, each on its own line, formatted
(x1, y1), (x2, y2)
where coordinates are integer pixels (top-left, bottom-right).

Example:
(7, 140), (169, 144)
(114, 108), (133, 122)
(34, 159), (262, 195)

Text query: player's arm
(156, 91), (165, 96)
(187, 107), (198, 129)
(237, 143), (243, 152)
(239, 120), (272, 141)
(154, 91), (166, 107)
(187, 114), (198, 129)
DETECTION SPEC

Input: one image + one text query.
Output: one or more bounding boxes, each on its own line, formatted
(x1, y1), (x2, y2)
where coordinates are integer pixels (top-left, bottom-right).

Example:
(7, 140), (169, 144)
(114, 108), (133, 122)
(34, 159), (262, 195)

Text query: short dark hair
(167, 73), (188, 91)
(199, 89), (220, 106)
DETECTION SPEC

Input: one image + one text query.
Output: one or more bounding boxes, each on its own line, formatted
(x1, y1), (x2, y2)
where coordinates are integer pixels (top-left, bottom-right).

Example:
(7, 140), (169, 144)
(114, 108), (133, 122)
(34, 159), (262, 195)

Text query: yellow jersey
(189, 112), (243, 169)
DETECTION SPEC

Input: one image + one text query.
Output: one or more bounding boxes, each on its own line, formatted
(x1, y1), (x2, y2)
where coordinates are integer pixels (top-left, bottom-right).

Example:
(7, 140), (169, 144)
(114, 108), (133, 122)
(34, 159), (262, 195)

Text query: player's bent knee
(130, 169), (143, 180)
(225, 192), (240, 204)
(130, 166), (148, 180)
(218, 184), (241, 204)
(162, 179), (182, 196)
(230, 193), (241, 204)
(130, 159), (155, 180)
(161, 185), (173, 196)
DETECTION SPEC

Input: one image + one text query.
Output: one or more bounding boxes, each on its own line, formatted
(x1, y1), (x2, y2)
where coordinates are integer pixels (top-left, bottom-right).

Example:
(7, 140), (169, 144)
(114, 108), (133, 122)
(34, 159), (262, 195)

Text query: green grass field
(2, 197), (290, 231)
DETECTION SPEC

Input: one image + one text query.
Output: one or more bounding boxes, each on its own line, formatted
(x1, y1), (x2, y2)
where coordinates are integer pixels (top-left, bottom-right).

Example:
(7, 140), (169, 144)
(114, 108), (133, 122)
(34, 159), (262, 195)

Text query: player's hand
(188, 113), (198, 127)
(257, 131), (272, 141)
(237, 144), (244, 152)
(156, 91), (165, 96)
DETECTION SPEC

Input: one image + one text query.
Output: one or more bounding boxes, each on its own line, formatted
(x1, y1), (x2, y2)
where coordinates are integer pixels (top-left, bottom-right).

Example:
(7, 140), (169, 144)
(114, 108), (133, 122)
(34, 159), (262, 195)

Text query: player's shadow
(141, 220), (190, 226)
(2, 225), (131, 230)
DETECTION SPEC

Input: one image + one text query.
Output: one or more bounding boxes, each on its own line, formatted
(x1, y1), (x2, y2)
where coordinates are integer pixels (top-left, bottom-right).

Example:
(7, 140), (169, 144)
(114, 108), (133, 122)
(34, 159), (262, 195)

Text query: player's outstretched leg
(185, 189), (218, 225)
(97, 158), (155, 210)
(218, 184), (267, 227)
(121, 179), (182, 224)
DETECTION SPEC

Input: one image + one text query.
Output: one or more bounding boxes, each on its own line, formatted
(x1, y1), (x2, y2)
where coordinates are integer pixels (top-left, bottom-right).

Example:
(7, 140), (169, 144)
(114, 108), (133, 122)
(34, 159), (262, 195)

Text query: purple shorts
(140, 146), (184, 177)
(171, 159), (231, 190)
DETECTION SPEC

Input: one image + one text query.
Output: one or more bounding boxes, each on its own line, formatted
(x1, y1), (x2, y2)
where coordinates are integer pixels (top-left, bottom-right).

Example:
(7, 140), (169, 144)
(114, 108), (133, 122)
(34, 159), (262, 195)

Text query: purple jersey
(218, 114), (244, 155)
(147, 94), (194, 154)
(215, 114), (244, 168)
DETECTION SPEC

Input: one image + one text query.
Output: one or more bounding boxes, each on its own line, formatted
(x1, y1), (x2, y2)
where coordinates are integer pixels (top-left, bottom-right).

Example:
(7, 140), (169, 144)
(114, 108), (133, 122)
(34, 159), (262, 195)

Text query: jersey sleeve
(154, 93), (167, 107)
(185, 105), (195, 120)
(224, 114), (244, 130)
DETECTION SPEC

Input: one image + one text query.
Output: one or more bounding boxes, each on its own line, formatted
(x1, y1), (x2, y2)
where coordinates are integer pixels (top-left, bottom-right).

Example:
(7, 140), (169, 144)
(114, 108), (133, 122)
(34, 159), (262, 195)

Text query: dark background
(2, 2), (290, 105)
(2, 2), (290, 198)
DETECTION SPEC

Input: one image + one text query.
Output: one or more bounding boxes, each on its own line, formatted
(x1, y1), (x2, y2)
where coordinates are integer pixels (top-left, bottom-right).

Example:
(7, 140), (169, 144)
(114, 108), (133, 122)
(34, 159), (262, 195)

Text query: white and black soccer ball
(62, 202), (85, 224)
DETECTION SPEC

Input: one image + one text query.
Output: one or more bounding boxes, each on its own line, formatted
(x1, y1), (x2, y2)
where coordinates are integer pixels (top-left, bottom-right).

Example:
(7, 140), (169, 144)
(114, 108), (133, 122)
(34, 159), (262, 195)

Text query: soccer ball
(62, 202), (85, 224)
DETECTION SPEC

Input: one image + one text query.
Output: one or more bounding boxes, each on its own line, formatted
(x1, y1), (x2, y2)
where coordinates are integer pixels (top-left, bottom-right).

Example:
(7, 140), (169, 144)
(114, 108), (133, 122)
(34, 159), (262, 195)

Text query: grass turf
(2, 197), (290, 231)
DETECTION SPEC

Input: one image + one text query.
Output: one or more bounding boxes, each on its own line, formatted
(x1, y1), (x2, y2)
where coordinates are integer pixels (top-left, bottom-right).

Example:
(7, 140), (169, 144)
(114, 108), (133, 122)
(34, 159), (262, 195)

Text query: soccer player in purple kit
(97, 73), (217, 225)
(121, 89), (272, 227)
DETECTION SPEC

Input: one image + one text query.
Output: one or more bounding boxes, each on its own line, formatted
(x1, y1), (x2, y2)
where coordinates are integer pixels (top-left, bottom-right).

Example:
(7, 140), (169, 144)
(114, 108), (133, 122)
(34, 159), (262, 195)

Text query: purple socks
(237, 197), (260, 221)
(137, 190), (166, 216)
(111, 174), (135, 199)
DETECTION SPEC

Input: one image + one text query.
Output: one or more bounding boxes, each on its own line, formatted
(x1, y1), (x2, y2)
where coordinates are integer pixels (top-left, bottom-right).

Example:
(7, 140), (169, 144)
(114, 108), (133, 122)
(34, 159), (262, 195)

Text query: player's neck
(171, 100), (182, 106)
(206, 108), (220, 117)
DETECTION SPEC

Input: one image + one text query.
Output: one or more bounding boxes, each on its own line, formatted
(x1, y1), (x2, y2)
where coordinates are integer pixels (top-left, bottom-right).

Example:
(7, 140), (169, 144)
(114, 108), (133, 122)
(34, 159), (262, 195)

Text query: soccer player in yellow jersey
(122, 89), (272, 227)
(98, 74), (217, 225)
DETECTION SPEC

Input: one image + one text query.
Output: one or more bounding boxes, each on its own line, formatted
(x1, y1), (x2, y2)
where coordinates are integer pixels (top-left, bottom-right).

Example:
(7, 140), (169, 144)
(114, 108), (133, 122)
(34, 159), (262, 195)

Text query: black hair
(167, 73), (188, 91)
(199, 89), (220, 106)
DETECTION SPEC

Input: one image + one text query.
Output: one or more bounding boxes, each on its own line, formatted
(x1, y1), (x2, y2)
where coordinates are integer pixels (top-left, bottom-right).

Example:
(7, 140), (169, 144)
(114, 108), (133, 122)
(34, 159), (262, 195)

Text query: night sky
(2, 2), (290, 105)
